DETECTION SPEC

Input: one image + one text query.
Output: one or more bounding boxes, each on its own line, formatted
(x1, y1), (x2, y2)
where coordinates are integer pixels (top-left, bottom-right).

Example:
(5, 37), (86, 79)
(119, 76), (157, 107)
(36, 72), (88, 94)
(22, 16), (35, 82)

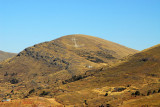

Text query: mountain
(0, 50), (16, 62)
(50, 44), (160, 106)
(0, 34), (138, 100)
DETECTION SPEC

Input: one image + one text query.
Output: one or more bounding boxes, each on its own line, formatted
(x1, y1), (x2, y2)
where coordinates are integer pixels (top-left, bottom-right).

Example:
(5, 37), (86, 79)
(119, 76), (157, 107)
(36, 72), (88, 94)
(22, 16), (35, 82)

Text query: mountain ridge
(0, 35), (159, 106)
(0, 34), (138, 104)
(0, 50), (16, 62)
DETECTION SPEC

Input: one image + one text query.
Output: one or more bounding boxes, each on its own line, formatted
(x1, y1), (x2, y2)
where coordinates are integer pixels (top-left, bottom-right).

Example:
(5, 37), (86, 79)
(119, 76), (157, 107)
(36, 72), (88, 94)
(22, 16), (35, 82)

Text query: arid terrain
(0, 34), (159, 107)
(0, 51), (16, 62)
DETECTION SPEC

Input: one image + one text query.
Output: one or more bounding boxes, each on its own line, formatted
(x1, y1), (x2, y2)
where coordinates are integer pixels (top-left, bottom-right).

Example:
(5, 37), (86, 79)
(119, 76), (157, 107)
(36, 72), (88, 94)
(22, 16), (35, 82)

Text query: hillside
(46, 44), (160, 106)
(0, 34), (137, 101)
(0, 50), (16, 62)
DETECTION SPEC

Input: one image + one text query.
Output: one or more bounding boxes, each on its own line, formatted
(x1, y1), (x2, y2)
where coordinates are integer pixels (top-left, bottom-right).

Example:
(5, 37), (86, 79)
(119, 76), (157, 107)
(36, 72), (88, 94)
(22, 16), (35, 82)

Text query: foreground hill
(0, 42), (159, 107)
(46, 44), (160, 106)
(0, 50), (16, 62)
(0, 35), (158, 106)
(0, 34), (137, 94)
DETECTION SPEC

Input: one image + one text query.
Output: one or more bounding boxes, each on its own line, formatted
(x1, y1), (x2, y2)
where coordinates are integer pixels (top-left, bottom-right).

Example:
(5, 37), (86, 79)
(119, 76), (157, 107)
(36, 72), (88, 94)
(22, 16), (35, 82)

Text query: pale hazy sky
(0, 0), (160, 53)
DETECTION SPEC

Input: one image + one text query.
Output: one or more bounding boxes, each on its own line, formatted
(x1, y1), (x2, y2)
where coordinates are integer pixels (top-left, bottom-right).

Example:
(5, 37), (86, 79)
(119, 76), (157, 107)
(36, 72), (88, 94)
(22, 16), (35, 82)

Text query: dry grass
(0, 97), (63, 107)
(49, 44), (160, 106)
(0, 50), (16, 62)
(3, 35), (159, 106)
(0, 34), (137, 101)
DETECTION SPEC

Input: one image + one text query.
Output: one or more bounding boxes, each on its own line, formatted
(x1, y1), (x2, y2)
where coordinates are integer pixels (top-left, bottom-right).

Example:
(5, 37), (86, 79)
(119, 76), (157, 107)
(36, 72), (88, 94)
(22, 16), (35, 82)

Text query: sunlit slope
(53, 44), (160, 106)
(0, 34), (137, 83)
(0, 50), (16, 62)
(0, 34), (138, 102)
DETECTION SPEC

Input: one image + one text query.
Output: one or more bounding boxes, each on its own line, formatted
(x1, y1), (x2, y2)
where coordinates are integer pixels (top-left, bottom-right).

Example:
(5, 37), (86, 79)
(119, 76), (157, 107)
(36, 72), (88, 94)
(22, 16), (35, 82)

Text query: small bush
(127, 85), (131, 87)
(84, 100), (88, 105)
(152, 90), (156, 94)
(24, 95), (29, 98)
(64, 75), (84, 83)
(113, 88), (126, 92)
(10, 78), (19, 84)
(132, 91), (140, 96)
(29, 89), (35, 94)
(11, 90), (14, 93)
(147, 90), (151, 96)
(39, 91), (50, 96)
(131, 93), (135, 96)
(106, 104), (111, 107)
(140, 58), (148, 62)
(104, 93), (108, 96)
(11, 73), (17, 76)
(135, 91), (140, 96)
(62, 81), (66, 84)
(158, 89), (160, 93)
(99, 104), (111, 107)
(99, 104), (104, 107)
(141, 94), (145, 96)
(4, 72), (8, 76)
(37, 87), (43, 90)
(117, 88), (126, 92)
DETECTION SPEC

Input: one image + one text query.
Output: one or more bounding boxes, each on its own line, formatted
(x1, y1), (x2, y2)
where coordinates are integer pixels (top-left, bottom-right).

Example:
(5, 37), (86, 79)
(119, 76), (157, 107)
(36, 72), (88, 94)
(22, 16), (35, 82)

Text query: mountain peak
(0, 34), (138, 100)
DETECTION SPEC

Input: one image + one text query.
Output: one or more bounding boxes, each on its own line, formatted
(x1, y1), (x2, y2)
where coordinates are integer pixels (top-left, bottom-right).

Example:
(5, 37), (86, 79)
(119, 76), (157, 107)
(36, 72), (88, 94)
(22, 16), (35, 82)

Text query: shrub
(158, 89), (160, 93)
(24, 95), (29, 98)
(135, 91), (140, 96)
(140, 58), (148, 62)
(131, 93), (135, 96)
(84, 100), (88, 105)
(62, 81), (66, 84)
(147, 90), (151, 96)
(29, 89), (35, 94)
(99, 104), (104, 107)
(152, 90), (156, 94)
(11, 90), (14, 93)
(106, 104), (111, 107)
(11, 73), (17, 76)
(64, 75), (84, 83)
(117, 88), (126, 92)
(104, 93), (108, 96)
(39, 91), (50, 96)
(99, 104), (111, 107)
(141, 94), (145, 96)
(10, 78), (19, 84)
(4, 72), (8, 76)
(127, 85), (131, 87)
(113, 88), (126, 92)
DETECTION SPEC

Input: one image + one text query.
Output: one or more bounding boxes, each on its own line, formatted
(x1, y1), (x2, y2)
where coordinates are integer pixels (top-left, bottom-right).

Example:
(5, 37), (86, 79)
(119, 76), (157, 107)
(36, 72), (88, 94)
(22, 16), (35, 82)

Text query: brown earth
(0, 50), (16, 62)
(1, 44), (159, 106)
(0, 34), (141, 106)
(47, 44), (160, 107)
